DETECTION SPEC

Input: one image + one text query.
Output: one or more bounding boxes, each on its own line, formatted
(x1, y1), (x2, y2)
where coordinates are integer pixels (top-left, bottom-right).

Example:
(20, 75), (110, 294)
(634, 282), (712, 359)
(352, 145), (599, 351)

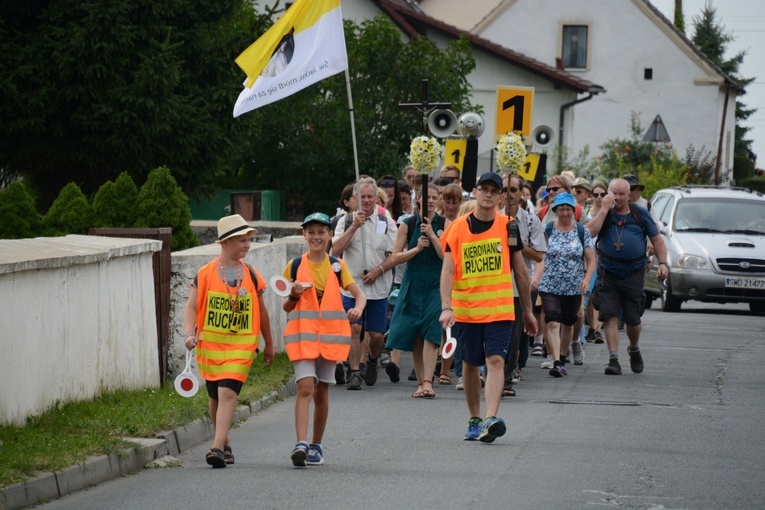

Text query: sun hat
(215, 214), (258, 243)
(301, 212), (331, 228)
(623, 174), (645, 190)
(551, 192), (576, 211)
(573, 177), (592, 191)
(475, 172), (504, 190)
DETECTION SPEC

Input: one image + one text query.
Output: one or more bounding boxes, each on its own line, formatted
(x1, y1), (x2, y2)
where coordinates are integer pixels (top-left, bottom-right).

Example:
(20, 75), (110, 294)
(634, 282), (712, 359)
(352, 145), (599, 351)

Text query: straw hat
(215, 214), (258, 243)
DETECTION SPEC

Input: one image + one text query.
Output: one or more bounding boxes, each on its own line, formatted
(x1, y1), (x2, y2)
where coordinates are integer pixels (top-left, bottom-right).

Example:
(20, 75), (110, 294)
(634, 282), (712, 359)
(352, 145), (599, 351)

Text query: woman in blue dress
(538, 192), (596, 377)
(386, 185), (449, 398)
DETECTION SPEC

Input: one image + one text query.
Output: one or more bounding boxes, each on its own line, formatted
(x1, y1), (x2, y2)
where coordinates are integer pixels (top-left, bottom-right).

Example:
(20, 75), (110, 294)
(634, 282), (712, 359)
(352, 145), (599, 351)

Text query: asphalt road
(41, 302), (765, 510)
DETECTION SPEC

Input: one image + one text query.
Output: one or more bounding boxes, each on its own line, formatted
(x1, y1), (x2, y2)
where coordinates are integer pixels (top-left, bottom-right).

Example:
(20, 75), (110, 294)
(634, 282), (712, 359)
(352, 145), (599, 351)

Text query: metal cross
(398, 79), (451, 221)
(398, 79), (452, 135)
(614, 240), (624, 251)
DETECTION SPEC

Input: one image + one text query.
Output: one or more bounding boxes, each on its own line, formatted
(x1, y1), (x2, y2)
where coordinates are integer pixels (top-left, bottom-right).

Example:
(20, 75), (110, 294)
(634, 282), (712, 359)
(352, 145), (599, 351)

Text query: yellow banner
(236, 0), (342, 88)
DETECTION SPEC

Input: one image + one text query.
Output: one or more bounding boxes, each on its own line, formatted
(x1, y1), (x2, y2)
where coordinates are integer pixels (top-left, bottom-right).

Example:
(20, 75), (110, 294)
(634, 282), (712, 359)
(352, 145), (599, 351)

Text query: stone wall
(0, 235), (161, 425)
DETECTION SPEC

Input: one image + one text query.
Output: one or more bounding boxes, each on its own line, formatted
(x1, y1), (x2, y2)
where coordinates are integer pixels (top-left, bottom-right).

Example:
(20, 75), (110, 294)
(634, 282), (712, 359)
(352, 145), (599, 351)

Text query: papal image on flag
(233, 0), (348, 117)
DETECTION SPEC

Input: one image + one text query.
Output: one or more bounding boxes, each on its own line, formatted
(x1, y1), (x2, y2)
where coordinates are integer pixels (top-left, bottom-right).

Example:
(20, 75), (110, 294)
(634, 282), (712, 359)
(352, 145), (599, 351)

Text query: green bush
(0, 182), (46, 239)
(738, 176), (765, 194)
(135, 166), (199, 250)
(640, 156), (690, 201)
(92, 172), (139, 228)
(43, 183), (93, 235)
(733, 154), (754, 183)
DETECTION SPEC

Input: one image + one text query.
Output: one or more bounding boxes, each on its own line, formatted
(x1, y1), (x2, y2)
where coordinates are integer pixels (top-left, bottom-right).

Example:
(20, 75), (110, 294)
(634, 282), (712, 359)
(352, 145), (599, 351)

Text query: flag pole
(344, 68), (368, 268)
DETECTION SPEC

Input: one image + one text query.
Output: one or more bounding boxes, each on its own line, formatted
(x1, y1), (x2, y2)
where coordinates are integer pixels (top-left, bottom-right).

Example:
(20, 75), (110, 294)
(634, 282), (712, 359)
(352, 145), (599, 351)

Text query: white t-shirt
(332, 212), (398, 300)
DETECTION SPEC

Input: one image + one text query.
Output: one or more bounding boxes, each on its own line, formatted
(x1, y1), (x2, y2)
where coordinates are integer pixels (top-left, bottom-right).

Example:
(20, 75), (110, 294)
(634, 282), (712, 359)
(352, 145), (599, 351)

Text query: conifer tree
(692, 5), (756, 157)
(135, 166), (199, 251)
(43, 183), (93, 235)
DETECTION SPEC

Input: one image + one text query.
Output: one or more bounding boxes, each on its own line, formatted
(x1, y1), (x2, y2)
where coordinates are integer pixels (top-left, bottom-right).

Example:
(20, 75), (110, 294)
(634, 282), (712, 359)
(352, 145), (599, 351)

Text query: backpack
(544, 221), (586, 248)
(245, 263), (260, 293)
(595, 202), (648, 250)
(404, 214), (446, 246)
(341, 211), (389, 234)
(289, 255), (343, 286)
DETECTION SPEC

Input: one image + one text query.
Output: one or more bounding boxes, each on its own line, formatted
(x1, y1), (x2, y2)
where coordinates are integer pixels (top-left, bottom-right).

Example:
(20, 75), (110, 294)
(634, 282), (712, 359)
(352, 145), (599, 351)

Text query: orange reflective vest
(283, 253), (351, 362)
(195, 258), (261, 382)
(441, 213), (515, 322)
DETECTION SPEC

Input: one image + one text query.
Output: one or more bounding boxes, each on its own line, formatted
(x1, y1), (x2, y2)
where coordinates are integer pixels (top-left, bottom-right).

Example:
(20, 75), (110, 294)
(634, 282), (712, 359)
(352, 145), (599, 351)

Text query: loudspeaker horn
(532, 125), (555, 148)
(457, 112), (485, 138)
(427, 109), (458, 138)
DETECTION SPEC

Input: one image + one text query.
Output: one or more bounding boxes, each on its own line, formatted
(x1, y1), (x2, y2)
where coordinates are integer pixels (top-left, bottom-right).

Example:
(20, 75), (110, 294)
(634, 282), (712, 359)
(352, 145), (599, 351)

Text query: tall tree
(1, 4), (476, 216)
(0, 0), (271, 209)
(692, 4), (756, 158)
(674, 0), (685, 33)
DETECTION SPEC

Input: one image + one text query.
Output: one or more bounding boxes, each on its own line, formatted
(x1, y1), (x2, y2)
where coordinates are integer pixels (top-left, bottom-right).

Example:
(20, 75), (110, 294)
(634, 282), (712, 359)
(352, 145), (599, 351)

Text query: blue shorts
(454, 321), (513, 367)
(342, 296), (388, 334)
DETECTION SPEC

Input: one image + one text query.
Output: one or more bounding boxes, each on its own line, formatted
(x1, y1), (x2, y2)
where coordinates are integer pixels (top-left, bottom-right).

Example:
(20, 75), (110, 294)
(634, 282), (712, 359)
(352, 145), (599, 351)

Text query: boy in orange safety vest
(183, 214), (275, 468)
(282, 212), (366, 467)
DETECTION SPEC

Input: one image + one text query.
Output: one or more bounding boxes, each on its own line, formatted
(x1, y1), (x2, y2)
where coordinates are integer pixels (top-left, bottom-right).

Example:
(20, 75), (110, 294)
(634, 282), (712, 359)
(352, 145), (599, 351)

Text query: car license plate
(725, 277), (765, 289)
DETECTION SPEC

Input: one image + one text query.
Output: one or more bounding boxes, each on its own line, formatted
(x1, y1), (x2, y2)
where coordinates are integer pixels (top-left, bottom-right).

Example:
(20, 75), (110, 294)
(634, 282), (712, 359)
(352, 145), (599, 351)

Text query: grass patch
(0, 353), (293, 488)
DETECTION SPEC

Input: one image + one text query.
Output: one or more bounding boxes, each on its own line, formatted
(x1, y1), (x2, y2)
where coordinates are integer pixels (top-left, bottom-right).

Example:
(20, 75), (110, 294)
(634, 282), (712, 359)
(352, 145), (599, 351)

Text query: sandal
(502, 388), (516, 397)
(438, 373), (452, 385)
(421, 389), (436, 398)
(206, 447), (226, 468)
(224, 445), (235, 465)
(412, 390), (425, 398)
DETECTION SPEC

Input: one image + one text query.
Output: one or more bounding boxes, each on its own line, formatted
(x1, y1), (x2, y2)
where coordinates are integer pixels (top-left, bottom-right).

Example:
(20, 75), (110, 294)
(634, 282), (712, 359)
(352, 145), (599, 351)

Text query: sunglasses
(507, 186), (519, 193)
(592, 192), (607, 198)
(574, 189), (587, 194)
(546, 186), (562, 193)
(630, 185), (639, 191)
(379, 178), (397, 187)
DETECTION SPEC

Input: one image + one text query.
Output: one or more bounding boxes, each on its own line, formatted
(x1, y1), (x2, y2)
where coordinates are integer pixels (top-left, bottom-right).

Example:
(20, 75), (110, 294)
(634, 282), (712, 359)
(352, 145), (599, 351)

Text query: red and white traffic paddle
(174, 350), (200, 398)
(270, 275), (313, 297)
(270, 275), (292, 297)
(442, 326), (457, 359)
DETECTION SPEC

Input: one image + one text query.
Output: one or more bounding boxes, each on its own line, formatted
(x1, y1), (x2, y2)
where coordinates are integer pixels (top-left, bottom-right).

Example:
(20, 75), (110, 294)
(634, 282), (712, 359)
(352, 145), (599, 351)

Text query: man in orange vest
(282, 213), (366, 467)
(440, 173), (538, 443)
(183, 214), (274, 468)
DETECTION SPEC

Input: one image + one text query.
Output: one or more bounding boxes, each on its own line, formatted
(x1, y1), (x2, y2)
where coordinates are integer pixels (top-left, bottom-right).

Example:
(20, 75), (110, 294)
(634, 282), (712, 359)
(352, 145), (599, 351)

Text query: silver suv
(644, 186), (765, 313)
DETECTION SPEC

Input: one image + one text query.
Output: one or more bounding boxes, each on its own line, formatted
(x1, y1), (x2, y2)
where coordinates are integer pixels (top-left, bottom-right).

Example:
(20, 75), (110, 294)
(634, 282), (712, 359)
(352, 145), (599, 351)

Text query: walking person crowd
(184, 156), (668, 467)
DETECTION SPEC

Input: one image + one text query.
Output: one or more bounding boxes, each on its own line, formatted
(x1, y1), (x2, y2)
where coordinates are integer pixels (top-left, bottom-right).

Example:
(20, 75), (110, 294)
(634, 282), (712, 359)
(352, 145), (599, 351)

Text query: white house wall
(342, 0), (583, 176)
(473, 0), (735, 174)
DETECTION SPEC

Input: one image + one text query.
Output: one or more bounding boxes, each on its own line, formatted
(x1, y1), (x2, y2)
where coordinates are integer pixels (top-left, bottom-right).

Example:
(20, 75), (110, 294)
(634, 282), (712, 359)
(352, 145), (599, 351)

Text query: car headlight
(677, 254), (710, 270)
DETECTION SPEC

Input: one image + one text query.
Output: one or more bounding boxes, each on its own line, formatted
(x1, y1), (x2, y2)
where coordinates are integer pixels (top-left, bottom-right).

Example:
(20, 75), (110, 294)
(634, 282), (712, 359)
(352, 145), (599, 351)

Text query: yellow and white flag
(233, 0), (348, 117)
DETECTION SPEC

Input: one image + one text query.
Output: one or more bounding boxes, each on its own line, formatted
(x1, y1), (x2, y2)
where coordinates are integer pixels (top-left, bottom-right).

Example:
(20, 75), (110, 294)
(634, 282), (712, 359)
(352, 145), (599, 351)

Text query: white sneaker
(511, 368), (521, 384)
(455, 377), (464, 390)
(572, 340), (585, 365)
(541, 355), (554, 369)
(531, 345), (544, 356)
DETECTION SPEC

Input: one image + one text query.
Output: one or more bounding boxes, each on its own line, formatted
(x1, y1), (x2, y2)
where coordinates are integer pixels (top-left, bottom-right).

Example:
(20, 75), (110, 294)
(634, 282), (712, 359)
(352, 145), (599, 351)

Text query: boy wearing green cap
(281, 212), (366, 467)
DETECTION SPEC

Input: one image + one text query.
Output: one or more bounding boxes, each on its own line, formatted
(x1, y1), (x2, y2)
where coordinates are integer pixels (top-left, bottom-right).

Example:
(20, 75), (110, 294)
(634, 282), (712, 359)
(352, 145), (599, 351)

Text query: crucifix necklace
(614, 214), (627, 251)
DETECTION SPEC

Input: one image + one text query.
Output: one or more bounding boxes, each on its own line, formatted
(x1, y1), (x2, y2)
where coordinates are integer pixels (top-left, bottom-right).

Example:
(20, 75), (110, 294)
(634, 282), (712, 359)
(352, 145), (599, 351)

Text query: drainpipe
(715, 86), (730, 185)
(558, 92), (595, 172)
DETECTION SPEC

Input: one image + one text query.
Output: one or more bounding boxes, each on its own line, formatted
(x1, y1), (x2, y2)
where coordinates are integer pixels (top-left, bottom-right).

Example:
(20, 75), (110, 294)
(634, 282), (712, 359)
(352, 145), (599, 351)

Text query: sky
(652, 0), (765, 167)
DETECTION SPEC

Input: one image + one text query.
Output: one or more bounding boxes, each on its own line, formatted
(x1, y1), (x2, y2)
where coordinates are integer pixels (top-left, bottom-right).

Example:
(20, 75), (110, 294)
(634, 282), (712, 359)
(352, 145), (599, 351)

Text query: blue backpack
(544, 221), (586, 247)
